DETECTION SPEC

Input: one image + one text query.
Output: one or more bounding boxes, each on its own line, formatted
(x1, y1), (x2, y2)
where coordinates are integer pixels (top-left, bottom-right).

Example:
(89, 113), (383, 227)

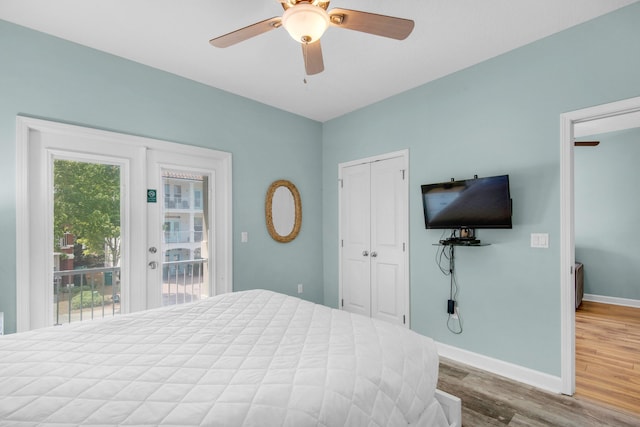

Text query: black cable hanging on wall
(436, 230), (463, 334)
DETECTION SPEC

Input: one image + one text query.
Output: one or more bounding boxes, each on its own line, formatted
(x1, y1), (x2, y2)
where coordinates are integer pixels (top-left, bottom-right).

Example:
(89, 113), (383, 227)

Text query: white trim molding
(15, 118), (30, 331)
(583, 294), (640, 309)
(437, 342), (562, 394)
(559, 95), (640, 396)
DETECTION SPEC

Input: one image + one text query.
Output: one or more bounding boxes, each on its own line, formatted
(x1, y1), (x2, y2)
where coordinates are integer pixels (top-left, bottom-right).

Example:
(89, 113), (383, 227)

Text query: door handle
(371, 251), (378, 258)
(362, 251), (369, 257)
(148, 246), (157, 254)
(148, 261), (158, 269)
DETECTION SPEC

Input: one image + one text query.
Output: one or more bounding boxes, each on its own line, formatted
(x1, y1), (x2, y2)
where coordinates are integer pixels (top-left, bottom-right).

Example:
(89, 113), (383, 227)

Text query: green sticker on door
(147, 189), (157, 203)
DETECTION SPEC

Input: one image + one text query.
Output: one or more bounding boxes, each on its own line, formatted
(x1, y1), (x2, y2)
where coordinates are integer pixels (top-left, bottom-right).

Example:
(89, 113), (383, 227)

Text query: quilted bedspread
(0, 290), (447, 426)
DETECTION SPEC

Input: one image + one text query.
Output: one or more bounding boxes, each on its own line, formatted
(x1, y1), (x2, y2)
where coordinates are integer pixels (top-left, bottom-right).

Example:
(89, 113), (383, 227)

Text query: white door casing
(559, 96), (640, 395)
(16, 117), (232, 332)
(339, 150), (409, 327)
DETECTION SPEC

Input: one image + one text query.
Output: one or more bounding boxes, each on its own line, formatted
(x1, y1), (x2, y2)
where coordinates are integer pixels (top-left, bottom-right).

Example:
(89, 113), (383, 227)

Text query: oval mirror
(265, 179), (301, 243)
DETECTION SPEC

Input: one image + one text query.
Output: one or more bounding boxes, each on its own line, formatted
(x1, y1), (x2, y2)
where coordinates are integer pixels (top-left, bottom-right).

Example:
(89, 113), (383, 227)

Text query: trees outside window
(53, 160), (121, 268)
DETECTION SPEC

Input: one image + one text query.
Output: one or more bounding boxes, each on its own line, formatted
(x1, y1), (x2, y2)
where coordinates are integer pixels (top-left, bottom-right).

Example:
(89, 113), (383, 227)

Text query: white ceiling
(1, 0), (638, 122)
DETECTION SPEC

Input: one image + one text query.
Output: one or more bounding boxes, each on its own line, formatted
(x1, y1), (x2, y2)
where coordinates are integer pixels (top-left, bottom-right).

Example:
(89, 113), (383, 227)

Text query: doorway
(559, 96), (640, 395)
(146, 148), (229, 308)
(16, 117), (232, 331)
(338, 150), (409, 326)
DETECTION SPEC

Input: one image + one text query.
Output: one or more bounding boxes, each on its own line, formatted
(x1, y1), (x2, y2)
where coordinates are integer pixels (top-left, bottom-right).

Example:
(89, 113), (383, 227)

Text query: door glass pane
(53, 159), (122, 325)
(161, 170), (209, 306)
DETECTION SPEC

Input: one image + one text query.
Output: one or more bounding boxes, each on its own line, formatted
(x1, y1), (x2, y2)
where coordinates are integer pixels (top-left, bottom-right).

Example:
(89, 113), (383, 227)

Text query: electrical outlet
(297, 284), (303, 294)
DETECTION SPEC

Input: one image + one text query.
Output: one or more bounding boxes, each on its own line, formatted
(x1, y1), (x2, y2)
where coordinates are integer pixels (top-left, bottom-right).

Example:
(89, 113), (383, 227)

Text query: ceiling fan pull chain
(303, 42), (308, 74)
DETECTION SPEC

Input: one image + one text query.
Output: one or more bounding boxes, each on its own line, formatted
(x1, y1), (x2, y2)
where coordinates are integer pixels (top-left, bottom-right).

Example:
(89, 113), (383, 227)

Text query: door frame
(145, 148), (223, 308)
(15, 116), (232, 331)
(338, 149), (410, 326)
(559, 96), (640, 395)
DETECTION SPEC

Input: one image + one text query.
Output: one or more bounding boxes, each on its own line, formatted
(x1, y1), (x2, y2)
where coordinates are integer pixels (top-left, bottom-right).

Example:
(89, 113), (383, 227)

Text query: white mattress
(0, 290), (449, 426)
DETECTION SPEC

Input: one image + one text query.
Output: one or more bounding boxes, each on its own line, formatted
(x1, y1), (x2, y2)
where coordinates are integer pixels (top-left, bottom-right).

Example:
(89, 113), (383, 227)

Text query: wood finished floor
(438, 357), (640, 426)
(575, 301), (640, 416)
(436, 301), (640, 425)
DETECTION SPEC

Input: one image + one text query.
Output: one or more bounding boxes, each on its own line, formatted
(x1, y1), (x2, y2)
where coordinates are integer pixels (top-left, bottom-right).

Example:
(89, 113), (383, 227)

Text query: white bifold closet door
(339, 153), (408, 327)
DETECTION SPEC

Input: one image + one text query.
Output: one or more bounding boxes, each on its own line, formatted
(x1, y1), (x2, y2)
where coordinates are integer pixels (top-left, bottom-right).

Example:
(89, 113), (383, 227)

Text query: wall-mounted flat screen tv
(421, 174), (512, 229)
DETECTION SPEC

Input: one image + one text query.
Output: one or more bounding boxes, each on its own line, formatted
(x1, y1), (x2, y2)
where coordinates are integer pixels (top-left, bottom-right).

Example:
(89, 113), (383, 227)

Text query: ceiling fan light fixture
(282, 3), (330, 43)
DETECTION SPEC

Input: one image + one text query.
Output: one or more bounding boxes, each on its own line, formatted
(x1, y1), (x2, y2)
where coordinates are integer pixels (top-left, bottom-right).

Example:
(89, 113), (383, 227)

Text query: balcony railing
(53, 266), (121, 326)
(53, 259), (208, 325)
(164, 230), (203, 244)
(162, 259), (208, 306)
(164, 197), (202, 210)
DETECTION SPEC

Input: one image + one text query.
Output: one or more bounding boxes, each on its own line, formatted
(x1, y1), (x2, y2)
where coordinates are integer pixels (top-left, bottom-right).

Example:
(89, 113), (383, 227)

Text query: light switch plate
(531, 233), (549, 248)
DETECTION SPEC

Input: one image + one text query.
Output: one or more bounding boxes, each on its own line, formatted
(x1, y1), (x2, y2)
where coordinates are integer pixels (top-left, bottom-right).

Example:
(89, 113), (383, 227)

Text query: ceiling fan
(209, 0), (415, 75)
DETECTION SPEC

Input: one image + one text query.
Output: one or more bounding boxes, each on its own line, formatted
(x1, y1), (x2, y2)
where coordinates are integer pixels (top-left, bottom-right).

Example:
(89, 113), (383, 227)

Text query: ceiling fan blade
(328, 8), (414, 40)
(302, 40), (324, 75)
(210, 17), (282, 48)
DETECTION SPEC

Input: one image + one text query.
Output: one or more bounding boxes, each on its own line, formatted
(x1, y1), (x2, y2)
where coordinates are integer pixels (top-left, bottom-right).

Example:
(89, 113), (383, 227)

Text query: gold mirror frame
(265, 179), (302, 243)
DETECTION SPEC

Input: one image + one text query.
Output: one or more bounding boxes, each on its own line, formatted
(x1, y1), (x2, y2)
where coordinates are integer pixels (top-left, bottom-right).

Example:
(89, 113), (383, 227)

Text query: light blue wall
(0, 20), (324, 334)
(3, 2), (640, 377)
(575, 128), (640, 300)
(322, 3), (640, 376)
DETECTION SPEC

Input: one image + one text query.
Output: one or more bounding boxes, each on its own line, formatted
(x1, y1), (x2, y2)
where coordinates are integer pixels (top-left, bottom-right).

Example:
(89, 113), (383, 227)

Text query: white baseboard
(436, 342), (562, 394)
(583, 294), (640, 308)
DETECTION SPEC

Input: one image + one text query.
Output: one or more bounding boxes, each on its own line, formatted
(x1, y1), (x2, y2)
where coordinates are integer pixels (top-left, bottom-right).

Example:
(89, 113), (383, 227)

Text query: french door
(16, 117), (232, 331)
(145, 149), (222, 309)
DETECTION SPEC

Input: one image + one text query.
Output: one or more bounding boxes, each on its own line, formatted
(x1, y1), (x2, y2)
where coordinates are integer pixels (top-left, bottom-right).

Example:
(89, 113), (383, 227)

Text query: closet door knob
(371, 251), (378, 258)
(362, 251), (369, 257)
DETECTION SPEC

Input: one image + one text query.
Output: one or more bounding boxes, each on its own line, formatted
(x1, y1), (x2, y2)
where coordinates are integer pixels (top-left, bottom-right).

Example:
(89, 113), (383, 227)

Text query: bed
(0, 289), (459, 426)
